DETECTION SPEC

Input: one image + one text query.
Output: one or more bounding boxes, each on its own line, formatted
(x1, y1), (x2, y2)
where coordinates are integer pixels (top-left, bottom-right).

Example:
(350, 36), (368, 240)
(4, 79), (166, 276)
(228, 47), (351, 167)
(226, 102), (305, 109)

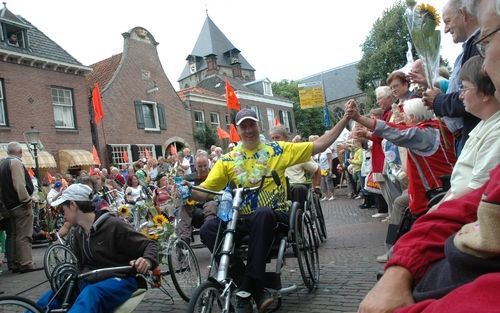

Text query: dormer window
(263, 81), (273, 96)
(1, 22), (28, 49)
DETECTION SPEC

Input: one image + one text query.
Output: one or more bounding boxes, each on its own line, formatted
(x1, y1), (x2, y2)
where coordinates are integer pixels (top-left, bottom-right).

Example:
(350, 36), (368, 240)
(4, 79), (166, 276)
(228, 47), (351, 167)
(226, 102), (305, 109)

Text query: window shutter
(157, 103), (166, 130)
(131, 145), (139, 162)
(134, 100), (145, 129)
(155, 145), (163, 158)
(287, 111), (293, 133)
(278, 110), (284, 124)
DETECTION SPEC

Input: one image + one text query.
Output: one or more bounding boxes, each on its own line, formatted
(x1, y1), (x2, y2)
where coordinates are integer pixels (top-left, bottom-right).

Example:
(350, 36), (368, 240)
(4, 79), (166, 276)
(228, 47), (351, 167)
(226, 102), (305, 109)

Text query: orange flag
(92, 145), (101, 166)
(170, 144), (177, 155)
(274, 116), (281, 126)
(92, 83), (104, 124)
(225, 78), (240, 111)
(217, 127), (230, 140)
(145, 149), (151, 160)
(122, 151), (129, 163)
(28, 167), (35, 177)
(47, 172), (55, 183)
(229, 123), (240, 142)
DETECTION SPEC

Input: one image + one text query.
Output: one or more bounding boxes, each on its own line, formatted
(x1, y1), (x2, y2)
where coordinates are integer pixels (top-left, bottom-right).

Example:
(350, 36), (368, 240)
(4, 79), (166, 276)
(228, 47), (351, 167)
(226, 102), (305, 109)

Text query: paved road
(0, 191), (387, 313)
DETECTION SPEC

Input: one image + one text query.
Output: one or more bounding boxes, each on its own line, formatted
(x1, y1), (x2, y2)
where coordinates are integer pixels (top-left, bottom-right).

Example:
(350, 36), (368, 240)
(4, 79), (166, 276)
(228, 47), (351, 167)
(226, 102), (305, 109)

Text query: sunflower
(148, 233), (159, 240)
(185, 199), (197, 206)
(118, 204), (131, 216)
(152, 214), (169, 225)
(418, 3), (441, 26)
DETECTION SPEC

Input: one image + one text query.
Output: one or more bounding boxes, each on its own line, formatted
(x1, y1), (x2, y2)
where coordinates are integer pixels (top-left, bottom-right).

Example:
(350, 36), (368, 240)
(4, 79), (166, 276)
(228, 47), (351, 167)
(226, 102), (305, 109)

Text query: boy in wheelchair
(37, 184), (158, 313)
(191, 108), (349, 313)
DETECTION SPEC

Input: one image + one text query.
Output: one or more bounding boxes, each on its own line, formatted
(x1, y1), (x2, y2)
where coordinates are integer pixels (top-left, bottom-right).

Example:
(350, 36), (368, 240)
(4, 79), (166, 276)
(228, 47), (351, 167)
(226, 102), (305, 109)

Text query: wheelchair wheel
(44, 243), (78, 279)
(311, 192), (327, 241)
(306, 192), (326, 244)
(0, 296), (43, 313)
(186, 280), (225, 313)
(167, 237), (202, 302)
(302, 211), (320, 288)
(292, 208), (315, 291)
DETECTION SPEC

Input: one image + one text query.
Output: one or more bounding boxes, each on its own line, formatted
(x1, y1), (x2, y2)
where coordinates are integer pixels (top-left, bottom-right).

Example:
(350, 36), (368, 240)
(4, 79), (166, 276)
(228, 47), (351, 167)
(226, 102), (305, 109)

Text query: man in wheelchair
(37, 183), (159, 313)
(192, 108), (349, 313)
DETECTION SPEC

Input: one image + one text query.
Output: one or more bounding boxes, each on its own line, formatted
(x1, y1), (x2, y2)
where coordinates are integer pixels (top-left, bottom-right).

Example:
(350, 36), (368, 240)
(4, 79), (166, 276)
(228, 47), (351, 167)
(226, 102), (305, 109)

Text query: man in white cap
(37, 183), (158, 313)
(193, 108), (349, 313)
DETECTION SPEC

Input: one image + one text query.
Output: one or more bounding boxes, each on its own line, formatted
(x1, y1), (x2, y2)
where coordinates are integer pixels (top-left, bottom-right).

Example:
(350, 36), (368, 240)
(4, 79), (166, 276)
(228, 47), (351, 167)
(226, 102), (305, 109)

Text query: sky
(6, 0), (461, 90)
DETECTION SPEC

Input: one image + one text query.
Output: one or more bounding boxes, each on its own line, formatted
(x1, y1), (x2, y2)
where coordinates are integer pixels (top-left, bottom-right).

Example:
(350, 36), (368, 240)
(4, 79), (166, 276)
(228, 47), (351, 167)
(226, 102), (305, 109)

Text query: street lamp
(24, 126), (41, 190)
(371, 76), (382, 89)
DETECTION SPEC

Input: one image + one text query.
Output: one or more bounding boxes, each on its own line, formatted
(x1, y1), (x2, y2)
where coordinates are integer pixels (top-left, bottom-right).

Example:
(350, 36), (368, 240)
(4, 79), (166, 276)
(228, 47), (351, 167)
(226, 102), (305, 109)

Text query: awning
(59, 150), (95, 170)
(0, 148), (57, 169)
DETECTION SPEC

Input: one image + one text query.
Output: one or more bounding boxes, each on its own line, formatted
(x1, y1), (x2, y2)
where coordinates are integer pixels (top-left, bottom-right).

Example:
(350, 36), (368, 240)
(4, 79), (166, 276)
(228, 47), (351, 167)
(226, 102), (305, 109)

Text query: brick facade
(88, 27), (194, 166)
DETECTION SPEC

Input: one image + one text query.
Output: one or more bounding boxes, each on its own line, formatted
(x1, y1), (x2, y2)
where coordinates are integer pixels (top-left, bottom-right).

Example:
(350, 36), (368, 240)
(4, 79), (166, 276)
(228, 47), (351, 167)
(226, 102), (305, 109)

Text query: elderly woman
(433, 56), (500, 207)
(346, 97), (456, 216)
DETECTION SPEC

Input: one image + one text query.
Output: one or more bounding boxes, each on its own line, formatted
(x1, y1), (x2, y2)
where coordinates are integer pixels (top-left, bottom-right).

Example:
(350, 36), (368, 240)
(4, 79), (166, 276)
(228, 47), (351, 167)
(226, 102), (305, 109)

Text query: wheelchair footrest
(263, 272), (282, 290)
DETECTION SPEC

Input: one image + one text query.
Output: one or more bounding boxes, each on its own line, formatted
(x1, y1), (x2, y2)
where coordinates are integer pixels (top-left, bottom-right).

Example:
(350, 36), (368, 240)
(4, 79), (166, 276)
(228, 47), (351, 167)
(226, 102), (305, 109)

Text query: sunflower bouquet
(404, 1), (441, 88)
(140, 213), (173, 241)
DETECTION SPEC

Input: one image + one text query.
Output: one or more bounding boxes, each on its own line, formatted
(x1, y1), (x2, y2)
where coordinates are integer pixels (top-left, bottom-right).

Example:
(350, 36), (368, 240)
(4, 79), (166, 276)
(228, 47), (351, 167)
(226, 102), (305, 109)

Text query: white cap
(51, 183), (93, 207)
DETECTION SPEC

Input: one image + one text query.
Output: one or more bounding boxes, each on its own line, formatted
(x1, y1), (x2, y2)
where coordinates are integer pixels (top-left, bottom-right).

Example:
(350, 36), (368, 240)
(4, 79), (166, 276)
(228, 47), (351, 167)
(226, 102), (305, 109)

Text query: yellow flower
(418, 3), (441, 26)
(148, 233), (159, 240)
(185, 199), (197, 206)
(152, 214), (168, 225)
(118, 204), (130, 216)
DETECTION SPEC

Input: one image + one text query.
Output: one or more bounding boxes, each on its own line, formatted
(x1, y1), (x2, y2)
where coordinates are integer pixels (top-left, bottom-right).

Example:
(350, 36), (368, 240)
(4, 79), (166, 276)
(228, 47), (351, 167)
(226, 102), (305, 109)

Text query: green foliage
(271, 80), (327, 139)
(193, 123), (218, 150)
(357, 1), (414, 111)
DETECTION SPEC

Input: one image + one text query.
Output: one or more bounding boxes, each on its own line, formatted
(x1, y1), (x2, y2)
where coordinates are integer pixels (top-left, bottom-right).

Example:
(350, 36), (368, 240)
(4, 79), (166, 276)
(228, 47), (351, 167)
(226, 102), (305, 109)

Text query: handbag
(364, 171), (382, 194)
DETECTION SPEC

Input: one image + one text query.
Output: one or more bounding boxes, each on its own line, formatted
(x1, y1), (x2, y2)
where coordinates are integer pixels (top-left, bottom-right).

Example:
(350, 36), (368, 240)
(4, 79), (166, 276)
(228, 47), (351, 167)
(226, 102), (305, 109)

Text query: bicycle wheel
(166, 238), (202, 302)
(44, 243), (78, 279)
(302, 211), (320, 288)
(0, 295), (43, 313)
(292, 206), (314, 291)
(312, 192), (327, 241)
(186, 280), (225, 313)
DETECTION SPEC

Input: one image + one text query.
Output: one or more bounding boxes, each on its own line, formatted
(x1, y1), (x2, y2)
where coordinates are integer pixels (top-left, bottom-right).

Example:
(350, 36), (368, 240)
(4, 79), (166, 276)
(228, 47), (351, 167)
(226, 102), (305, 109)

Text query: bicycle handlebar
(78, 265), (135, 279)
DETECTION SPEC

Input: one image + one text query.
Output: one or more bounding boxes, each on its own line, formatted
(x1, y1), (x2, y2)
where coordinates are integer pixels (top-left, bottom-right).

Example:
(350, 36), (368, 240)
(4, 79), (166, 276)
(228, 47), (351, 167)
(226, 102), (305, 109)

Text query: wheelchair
(187, 173), (320, 313)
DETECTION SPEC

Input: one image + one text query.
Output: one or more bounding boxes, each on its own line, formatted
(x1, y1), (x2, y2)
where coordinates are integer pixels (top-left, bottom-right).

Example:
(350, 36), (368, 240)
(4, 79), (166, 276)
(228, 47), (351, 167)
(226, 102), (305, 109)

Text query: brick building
(178, 16), (295, 144)
(0, 4), (94, 177)
(86, 27), (194, 167)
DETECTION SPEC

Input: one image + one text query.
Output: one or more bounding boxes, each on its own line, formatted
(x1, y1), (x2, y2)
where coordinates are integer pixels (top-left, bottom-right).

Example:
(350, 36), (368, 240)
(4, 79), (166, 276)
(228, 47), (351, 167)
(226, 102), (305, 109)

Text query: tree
(272, 80), (327, 139)
(357, 1), (414, 110)
(193, 123), (218, 150)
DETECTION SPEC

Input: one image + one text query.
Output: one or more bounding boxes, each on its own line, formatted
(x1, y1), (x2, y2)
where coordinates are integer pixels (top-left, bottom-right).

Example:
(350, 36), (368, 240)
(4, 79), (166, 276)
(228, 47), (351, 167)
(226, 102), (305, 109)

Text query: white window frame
(193, 110), (205, 129)
(225, 114), (231, 129)
(210, 112), (220, 128)
(110, 144), (132, 166)
(136, 144), (156, 160)
(281, 110), (291, 132)
(263, 81), (273, 96)
(267, 108), (275, 131)
(0, 79), (6, 126)
(249, 105), (263, 129)
(141, 101), (160, 131)
(51, 87), (75, 129)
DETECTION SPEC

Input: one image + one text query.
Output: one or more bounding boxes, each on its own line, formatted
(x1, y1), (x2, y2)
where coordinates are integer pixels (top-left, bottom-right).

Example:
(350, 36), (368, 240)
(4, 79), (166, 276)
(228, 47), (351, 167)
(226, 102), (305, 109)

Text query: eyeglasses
(475, 26), (500, 58)
(459, 86), (476, 95)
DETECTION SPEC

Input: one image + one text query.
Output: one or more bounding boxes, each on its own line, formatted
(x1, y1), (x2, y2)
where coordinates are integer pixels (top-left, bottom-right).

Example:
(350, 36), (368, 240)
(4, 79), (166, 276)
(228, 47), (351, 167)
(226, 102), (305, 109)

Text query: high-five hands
(344, 99), (360, 121)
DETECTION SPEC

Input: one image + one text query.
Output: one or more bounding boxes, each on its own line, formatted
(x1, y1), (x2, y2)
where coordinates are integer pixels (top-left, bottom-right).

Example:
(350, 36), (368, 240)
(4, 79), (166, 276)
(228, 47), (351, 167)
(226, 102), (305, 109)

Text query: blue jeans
(37, 276), (137, 313)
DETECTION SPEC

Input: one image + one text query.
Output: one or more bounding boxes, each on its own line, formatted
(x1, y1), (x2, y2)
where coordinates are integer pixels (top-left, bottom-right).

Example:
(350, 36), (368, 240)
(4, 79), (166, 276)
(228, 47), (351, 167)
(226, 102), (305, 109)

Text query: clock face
(190, 64), (197, 73)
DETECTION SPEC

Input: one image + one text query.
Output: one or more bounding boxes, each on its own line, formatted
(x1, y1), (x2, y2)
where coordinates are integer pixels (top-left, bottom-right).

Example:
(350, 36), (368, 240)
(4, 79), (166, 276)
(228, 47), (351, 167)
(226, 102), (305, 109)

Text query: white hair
(375, 86), (392, 99)
(403, 98), (435, 122)
(7, 141), (22, 155)
(465, 0), (500, 16)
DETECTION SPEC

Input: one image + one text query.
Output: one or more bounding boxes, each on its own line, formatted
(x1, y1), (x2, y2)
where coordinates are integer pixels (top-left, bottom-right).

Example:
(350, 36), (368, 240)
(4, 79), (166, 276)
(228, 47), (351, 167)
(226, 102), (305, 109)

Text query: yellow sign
(298, 81), (325, 109)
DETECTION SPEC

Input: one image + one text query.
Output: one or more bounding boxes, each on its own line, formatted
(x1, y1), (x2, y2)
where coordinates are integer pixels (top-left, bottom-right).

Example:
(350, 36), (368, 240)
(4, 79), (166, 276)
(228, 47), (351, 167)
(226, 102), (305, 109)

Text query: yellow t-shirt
(201, 141), (313, 215)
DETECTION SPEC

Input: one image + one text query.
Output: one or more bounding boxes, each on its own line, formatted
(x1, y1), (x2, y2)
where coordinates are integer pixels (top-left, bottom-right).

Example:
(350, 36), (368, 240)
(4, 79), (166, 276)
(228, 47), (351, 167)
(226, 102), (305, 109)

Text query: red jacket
(387, 164), (500, 313)
(371, 109), (392, 173)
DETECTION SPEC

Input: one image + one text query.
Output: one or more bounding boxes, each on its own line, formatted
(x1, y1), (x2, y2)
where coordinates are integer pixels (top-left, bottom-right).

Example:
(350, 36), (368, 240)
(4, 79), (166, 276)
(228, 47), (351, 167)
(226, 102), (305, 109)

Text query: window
(281, 110), (293, 132)
(263, 81), (273, 96)
(193, 110), (205, 129)
(267, 108), (275, 131)
(134, 101), (166, 130)
(0, 79), (6, 126)
(137, 144), (156, 160)
(210, 112), (220, 128)
(110, 145), (132, 165)
(225, 114), (231, 129)
(52, 87), (75, 129)
(142, 101), (159, 130)
(1, 23), (27, 49)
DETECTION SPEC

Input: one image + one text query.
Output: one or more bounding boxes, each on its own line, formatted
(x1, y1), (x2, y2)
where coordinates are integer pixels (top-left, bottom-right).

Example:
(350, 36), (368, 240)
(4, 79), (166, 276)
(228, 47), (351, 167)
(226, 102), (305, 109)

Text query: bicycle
(187, 173), (320, 313)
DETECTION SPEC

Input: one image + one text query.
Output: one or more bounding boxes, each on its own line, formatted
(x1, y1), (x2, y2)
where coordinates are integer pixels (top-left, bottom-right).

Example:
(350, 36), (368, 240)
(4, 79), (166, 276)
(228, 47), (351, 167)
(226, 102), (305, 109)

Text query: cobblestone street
(0, 192), (387, 312)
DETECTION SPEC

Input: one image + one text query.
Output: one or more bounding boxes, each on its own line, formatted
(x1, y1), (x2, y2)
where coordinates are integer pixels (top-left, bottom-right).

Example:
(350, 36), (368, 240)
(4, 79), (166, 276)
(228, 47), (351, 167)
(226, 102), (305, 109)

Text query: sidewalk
(0, 191), (388, 312)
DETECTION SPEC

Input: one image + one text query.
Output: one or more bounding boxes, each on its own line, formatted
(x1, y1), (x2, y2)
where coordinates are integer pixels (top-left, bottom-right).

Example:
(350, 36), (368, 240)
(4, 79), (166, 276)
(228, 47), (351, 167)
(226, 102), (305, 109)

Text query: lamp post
(24, 126), (41, 190)
(371, 76), (382, 89)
